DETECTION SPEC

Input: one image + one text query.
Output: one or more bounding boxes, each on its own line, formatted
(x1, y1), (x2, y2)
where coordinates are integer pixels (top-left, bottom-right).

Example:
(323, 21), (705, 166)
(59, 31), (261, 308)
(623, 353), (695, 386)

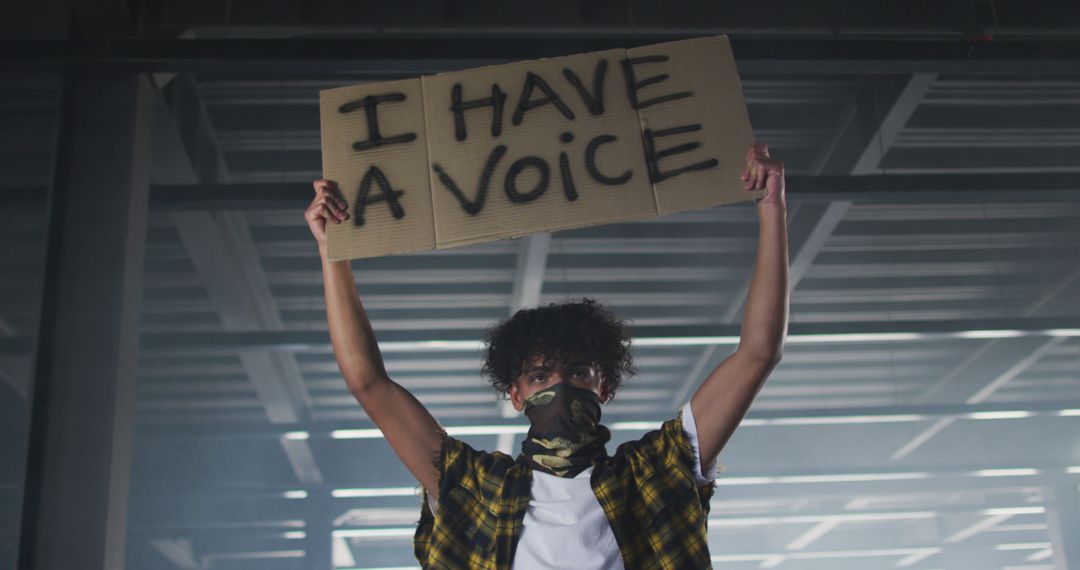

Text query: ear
(508, 383), (525, 412)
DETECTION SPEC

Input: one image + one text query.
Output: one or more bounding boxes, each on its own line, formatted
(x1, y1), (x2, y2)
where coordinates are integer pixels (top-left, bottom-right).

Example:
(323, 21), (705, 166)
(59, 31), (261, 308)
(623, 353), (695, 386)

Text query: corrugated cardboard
(319, 78), (435, 261)
(626, 36), (759, 215)
(423, 48), (658, 249)
(319, 35), (758, 260)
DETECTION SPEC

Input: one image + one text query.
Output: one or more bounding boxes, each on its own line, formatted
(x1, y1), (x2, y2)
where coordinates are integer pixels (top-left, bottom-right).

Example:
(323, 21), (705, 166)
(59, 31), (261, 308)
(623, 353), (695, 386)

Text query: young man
(306, 143), (789, 569)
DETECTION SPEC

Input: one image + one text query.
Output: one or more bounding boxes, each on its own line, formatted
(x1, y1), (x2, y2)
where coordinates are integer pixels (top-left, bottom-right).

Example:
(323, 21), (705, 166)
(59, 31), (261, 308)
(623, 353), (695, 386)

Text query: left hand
(740, 143), (785, 207)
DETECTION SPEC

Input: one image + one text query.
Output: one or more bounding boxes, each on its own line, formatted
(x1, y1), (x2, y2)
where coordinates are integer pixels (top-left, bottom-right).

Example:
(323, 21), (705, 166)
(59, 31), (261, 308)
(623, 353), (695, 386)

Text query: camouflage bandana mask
(520, 383), (612, 478)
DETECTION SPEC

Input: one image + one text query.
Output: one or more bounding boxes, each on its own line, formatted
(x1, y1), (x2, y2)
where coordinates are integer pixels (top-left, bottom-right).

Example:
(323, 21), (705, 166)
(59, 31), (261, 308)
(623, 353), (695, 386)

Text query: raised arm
(690, 144), (790, 470)
(307, 180), (445, 498)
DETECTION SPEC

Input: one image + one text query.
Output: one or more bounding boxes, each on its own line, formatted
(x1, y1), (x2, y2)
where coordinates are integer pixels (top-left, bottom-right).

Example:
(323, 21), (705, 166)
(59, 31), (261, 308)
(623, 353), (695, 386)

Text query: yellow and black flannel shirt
(414, 408), (717, 569)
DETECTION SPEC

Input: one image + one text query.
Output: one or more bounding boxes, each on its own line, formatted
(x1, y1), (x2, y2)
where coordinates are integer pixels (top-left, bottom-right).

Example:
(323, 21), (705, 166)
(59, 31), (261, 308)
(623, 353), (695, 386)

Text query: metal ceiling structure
(2, 1), (1080, 569)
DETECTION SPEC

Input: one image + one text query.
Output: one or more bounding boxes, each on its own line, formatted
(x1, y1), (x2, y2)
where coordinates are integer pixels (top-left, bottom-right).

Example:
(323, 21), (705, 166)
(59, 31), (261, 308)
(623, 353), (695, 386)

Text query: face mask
(520, 383), (611, 478)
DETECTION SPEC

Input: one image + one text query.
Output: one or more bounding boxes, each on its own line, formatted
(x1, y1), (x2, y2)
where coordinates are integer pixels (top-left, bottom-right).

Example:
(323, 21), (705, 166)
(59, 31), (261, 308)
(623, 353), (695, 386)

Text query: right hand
(306, 179), (350, 247)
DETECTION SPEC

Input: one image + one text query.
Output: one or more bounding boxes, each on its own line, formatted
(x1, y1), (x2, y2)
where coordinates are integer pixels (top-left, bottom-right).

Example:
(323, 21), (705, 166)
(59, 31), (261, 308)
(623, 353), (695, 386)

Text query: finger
(306, 205), (324, 224)
(313, 179), (339, 196)
(327, 203), (349, 221)
(309, 202), (332, 222)
(753, 163), (766, 190)
(324, 185), (347, 207)
(316, 195), (334, 209)
(321, 204), (343, 224)
(762, 159), (784, 185)
(316, 196), (347, 218)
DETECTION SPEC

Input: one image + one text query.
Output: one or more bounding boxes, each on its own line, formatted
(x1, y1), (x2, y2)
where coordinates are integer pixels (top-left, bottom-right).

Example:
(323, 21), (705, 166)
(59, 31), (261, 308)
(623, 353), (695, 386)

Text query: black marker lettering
(353, 165), (405, 226)
(562, 58), (608, 116)
(620, 55), (692, 110)
(558, 152), (578, 201)
(585, 134), (632, 186)
(512, 72), (576, 126)
(642, 124), (718, 183)
(558, 131), (578, 201)
(451, 83), (507, 142)
(504, 156), (550, 204)
(432, 145), (507, 215)
(339, 93), (417, 152)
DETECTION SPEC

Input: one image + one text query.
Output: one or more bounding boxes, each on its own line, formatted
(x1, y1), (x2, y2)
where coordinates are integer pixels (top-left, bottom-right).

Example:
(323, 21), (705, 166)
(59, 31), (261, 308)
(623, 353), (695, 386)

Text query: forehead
(521, 354), (595, 369)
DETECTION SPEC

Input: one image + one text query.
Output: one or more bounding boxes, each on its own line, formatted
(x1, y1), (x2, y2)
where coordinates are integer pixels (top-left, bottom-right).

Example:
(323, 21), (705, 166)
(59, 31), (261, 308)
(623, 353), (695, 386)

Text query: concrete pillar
(16, 70), (155, 570)
(1045, 474), (1080, 570)
(305, 492), (334, 570)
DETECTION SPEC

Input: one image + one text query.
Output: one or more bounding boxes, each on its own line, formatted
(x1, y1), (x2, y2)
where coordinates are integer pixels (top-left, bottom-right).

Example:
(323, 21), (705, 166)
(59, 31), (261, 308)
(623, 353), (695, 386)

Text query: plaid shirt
(414, 408), (717, 569)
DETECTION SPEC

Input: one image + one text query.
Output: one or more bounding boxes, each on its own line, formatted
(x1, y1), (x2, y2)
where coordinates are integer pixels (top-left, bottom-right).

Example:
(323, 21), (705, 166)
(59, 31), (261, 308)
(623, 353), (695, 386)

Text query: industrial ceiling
(2, 1), (1080, 569)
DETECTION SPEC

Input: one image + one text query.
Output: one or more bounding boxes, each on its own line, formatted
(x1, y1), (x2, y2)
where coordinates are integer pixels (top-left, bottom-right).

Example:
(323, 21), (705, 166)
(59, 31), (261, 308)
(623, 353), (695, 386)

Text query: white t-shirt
(427, 401), (721, 570)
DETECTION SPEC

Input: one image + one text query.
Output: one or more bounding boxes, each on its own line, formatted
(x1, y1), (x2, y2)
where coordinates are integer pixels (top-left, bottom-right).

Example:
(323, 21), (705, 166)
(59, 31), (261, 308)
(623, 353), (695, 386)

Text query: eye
(531, 374), (546, 383)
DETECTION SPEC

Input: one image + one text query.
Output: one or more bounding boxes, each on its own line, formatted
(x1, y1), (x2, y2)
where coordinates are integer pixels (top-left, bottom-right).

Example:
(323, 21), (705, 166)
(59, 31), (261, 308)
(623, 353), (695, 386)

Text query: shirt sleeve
(680, 401), (724, 485)
(416, 433), (498, 567)
(424, 433), (510, 514)
(612, 405), (719, 518)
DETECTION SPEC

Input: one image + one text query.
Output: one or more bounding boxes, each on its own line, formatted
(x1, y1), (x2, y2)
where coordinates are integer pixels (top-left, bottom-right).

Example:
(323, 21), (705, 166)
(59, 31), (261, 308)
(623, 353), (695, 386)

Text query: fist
(740, 143), (785, 206)
(306, 179), (350, 245)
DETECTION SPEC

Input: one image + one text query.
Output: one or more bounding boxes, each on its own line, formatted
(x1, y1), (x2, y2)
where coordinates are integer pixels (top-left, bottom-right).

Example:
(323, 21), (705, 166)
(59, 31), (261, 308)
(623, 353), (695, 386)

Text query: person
(305, 143), (789, 569)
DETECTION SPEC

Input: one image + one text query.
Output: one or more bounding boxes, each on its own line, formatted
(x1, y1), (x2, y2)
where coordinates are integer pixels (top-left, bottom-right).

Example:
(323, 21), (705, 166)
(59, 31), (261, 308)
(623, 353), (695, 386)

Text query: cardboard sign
(319, 35), (758, 260)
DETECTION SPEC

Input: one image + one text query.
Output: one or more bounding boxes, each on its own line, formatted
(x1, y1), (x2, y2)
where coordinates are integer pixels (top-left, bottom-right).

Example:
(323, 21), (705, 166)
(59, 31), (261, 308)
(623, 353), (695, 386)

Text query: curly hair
(481, 298), (635, 402)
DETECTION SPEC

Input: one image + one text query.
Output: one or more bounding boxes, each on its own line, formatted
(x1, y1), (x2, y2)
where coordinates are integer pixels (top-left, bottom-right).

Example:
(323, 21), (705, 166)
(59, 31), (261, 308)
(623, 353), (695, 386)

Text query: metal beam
(144, 173), (1080, 207)
(889, 338), (1063, 461)
(497, 233), (552, 450)
(132, 398), (1080, 441)
(671, 72), (929, 407)
(919, 337), (1065, 406)
(0, 311), (29, 399)
(155, 73), (228, 184)
(2, 317), (1076, 357)
(19, 316), (1072, 355)
(124, 472), (1067, 531)
(670, 200), (850, 407)
(509, 233), (551, 315)
(850, 73), (936, 175)
(149, 538), (205, 569)
(18, 70), (155, 570)
(147, 66), (321, 485)
(173, 211), (322, 485)
(0, 358), (29, 400)
(812, 73), (935, 176)
(2, 38), (1079, 74)
(6, 173), (1080, 212)
(890, 267), (1080, 461)
(1043, 474), (1080, 570)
